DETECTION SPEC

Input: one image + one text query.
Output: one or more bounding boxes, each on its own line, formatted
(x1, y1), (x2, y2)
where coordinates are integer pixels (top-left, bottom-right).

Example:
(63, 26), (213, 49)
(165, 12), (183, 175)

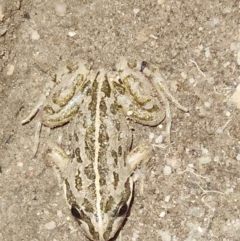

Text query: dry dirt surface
(1, 0), (240, 241)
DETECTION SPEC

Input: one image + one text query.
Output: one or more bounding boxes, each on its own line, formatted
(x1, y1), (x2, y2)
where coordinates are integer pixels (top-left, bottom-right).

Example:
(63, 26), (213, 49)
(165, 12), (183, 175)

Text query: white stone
(158, 230), (171, 241)
(54, 1), (67, 17)
(17, 162), (23, 167)
(225, 111), (231, 117)
(236, 153), (240, 161)
(57, 210), (63, 217)
(164, 195), (171, 202)
(127, 110), (133, 116)
(31, 29), (40, 40)
(205, 47), (211, 58)
(149, 132), (155, 140)
(44, 221), (56, 230)
(157, 0), (165, 5)
(230, 84), (240, 109)
(181, 72), (187, 80)
(198, 155), (212, 164)
(6, 64), (15, 76)
(237, 50), (240, 65)
(204, 101), (211, 108)
(198, 226), (203, 233)
(68, 31), (76, 37)
(155, 135), (163, 144)
(159, 211), (166, 218)
(133, 8), (140, 15)
(0, 5), (4, 21)
(209, 17), (219, 27)
(213, 156), (220, 163)
(163, 165), (172, 175)
(189, 77), (195, 84)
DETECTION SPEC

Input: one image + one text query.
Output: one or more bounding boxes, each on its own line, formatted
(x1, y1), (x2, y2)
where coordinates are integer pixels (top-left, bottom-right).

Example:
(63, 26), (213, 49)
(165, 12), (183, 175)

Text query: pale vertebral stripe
(93, 73), (104, 238)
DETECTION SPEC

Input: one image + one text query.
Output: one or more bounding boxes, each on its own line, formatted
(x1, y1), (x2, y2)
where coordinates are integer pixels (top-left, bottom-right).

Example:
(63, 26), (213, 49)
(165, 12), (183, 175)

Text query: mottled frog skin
(22, 58), (167, 241)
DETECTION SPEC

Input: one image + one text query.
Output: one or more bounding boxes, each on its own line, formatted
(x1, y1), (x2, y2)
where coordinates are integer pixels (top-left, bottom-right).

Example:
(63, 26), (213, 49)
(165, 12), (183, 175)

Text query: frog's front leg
(45, 141), (71, 183)
(127, 143), (153, 194)
(21, 80), (56, 125)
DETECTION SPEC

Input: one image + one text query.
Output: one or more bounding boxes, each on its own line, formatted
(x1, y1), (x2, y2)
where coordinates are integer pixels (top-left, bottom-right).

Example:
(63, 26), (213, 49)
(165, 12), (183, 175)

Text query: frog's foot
(21, 79), (56, 125)
(142, 63), (188, 146)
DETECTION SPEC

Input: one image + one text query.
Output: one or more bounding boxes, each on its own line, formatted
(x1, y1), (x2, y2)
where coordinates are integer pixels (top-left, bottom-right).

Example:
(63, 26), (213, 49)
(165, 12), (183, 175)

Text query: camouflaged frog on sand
(22, 58), (187, 241)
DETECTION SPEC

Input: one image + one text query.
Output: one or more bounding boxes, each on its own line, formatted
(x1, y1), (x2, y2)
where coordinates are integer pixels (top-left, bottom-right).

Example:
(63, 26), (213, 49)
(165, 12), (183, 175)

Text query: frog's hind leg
(115, 69), (166, 126)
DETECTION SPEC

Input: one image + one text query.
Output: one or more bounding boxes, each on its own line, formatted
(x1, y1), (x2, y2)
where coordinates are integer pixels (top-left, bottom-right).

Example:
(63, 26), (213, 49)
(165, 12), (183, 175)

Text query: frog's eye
(71, 204), (83, 219)
(116, 202), (128, 217)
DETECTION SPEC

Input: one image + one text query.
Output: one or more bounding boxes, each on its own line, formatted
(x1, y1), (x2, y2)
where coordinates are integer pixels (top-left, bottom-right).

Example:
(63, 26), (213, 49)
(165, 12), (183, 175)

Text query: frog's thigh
(46, 142), (71, 173)
(127, 144), (152, 171)
(117, 73), (165, 126)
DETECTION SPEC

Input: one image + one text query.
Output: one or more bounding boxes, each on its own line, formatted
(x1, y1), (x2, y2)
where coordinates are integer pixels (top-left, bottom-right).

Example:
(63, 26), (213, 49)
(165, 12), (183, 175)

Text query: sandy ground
(1, 0), (240, 240)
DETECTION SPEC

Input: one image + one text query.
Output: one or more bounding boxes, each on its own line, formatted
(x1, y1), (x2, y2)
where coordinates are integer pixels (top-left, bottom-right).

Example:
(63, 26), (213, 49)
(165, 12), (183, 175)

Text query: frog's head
(65, 175), (134, 241)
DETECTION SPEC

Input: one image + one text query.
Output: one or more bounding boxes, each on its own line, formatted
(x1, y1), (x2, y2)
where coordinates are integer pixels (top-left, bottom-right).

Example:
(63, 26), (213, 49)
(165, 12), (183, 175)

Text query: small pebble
(223, 61), (230, 68)
(204, 101), (211, 108)
(132, 230), (139, 241)
(44, 221), (56, 230)
(159, 211), (165, 218)
(54, 1), (67, 17)
(133, 8), (140, 15)
(207, 77), (215, 85)
(222, 6), (232, 14)
(205, 47), (211, 58)
(213, 156), (220, 162)
(237, 51), (240, 65)
(236, 153), (240, 161)
(68, 31), (76, 37)
(155, 135), (163, 144)
(164, 195), (171, 202)
(57, 210), (63, 218)
(149, 132), (155, 140)
(31, 29), (40, 40)
(17, 162), (23, 167)
(6, 64), (15, 76)
(198, 155), (212, 164)
(209, 17), (219, 27)
(189, 77), (195, 84)
(163, 165), (172, 175)
(127, 110), (133, 116)
(198, 226), (203, 233)
(230, 84), (240, 109)
(44, 210), (49, 215)
(157, 0), (165, 5)
(225, 111), (231, 117)
(0, 5), (4, 21)
(181, 72), (187, 79)
(158, 230), (171, 241)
